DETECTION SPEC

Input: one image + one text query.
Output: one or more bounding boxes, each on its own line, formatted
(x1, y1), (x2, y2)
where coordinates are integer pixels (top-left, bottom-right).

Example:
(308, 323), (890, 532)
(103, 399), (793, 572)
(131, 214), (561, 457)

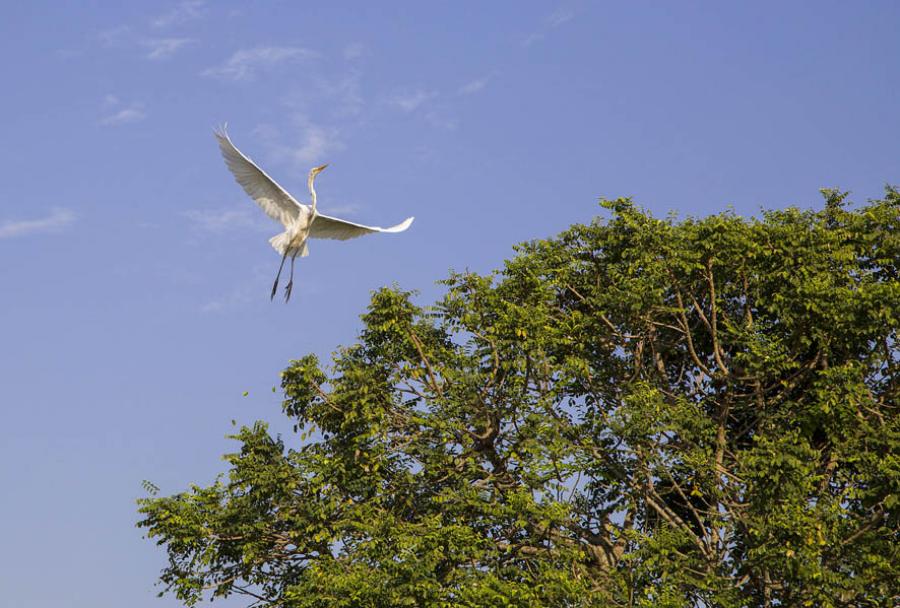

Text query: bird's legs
(271, 251), (288, 300)
(284, 255), (296, 302)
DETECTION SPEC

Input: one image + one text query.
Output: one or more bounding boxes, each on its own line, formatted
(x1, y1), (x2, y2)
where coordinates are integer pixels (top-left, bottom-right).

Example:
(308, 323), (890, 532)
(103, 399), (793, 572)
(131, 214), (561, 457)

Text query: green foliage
(139, 188), (900, 607)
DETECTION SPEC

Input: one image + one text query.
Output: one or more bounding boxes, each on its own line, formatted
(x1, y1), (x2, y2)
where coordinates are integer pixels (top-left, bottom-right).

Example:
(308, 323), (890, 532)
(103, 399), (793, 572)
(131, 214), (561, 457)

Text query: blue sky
(1, 1), (898, 606)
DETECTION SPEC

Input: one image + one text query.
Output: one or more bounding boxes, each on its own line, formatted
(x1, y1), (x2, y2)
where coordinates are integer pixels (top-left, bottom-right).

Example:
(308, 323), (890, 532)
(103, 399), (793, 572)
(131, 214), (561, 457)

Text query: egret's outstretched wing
(214, 127), (304, 228)
(310, 214), (414, 241)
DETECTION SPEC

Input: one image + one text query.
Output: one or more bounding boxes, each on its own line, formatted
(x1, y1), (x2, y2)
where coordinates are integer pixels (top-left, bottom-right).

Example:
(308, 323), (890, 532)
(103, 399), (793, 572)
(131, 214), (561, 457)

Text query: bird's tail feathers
(269, 232), (291, 255)
(269, 233), (309, 257)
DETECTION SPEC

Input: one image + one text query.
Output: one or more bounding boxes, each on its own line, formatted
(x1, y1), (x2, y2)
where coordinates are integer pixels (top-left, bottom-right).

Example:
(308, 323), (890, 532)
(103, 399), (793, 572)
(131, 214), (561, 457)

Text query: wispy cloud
(99, 96), (146, 126)
(100, 107), (145, 126)
(424, 110), (458, 131)
(253, 116), (344, 169)
(290, 121), (342, 166)
(151, 0), (206, 28)
(97, 25), (133, 47)
(202, 294), (247, 313)
(386, 87), (457, 129)
(201, 283), (257, 313)
(524, 7), (575, 46)
(203, 46), (317, 81)
(142, 37), (192, 60)
(97, 23), (192, 61)
(388, 88), (437, 113)
(200, 263), (321, 312)
(288, 124), (336, 165)
(458, 76), (490, 96)
(243, 69), (365, 174)
(200, 274), (321, 312)
(277, 67), (367, 124)
(313, 72), (364, 118)
(343, 42), (366, 61)
(0, 208), (76, 239)
(183, 206), (272, 234)
(548, 8), (575, 27)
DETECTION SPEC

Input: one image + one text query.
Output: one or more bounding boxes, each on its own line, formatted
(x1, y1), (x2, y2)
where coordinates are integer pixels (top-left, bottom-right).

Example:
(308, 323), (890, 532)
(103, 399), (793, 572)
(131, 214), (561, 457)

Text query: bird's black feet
(284, 280), (294, 302)
(271, 278), (280, 300)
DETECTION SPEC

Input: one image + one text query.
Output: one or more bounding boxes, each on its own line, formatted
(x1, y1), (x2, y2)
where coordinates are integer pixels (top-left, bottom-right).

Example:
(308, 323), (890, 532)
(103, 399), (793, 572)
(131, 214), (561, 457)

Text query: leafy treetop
(139, 188), (900, 607)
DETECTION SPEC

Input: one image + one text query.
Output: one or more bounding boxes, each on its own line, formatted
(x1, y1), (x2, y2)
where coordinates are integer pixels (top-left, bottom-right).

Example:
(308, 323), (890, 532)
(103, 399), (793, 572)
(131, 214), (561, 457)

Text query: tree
(138, 189), (900, 607)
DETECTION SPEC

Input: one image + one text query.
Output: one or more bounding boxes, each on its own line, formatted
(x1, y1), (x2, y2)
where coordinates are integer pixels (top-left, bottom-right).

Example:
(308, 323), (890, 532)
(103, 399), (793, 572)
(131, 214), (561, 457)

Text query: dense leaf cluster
(139, 189), (900, 607)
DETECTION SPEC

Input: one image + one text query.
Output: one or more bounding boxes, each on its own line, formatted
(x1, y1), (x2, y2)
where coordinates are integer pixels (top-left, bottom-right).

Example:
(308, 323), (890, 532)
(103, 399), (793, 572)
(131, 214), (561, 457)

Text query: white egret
(214, 127), (414, 301)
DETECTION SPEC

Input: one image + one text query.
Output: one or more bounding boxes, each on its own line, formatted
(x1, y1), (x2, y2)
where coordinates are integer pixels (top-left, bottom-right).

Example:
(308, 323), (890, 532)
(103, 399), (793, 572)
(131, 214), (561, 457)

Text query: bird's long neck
(307, 173), (318, 215)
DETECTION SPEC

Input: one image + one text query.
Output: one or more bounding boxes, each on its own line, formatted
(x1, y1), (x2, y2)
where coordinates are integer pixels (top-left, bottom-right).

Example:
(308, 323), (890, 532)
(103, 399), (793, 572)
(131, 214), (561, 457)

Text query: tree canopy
(139, 189), (900, 607)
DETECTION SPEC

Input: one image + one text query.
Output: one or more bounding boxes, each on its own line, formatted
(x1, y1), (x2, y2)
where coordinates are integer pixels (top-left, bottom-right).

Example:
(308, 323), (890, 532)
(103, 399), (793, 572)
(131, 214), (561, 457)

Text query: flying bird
(214, 127), (414, 301)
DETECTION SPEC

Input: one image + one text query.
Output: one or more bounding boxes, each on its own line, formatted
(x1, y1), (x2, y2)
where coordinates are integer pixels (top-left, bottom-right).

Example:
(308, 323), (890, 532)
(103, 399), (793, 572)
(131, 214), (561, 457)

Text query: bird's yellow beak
(313, 164), (328, 174)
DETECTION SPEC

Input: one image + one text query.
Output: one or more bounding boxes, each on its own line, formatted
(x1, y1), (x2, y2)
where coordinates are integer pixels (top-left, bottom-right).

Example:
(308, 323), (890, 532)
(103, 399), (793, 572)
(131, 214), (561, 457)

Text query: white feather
(310, 214), (415, 241)
(214, 126), (307, 228)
